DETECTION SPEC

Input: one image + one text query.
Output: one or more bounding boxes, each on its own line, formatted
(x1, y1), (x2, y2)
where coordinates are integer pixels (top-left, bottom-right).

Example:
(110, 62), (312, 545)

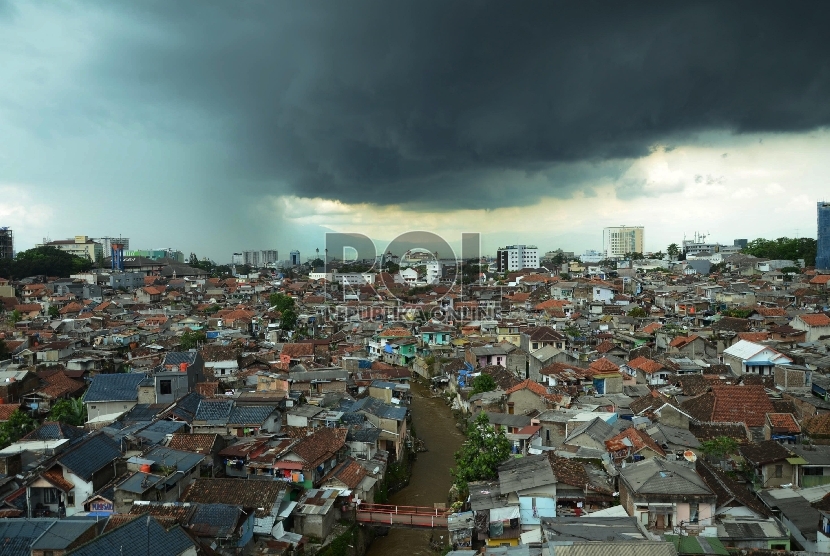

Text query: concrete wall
(507, 389), (547, 416)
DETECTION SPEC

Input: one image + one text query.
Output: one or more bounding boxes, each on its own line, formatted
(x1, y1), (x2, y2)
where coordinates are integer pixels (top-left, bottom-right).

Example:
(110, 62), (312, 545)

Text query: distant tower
(111, 238), (126, 271)
(818, 202), (830, 271)
(0, 227), (12, 260)
(290, 250), (301, 266)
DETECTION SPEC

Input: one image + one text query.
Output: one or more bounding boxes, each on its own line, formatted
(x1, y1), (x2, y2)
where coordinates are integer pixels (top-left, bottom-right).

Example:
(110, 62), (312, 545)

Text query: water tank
(179, 362), (188, 373)
(140, 464), (152, 473)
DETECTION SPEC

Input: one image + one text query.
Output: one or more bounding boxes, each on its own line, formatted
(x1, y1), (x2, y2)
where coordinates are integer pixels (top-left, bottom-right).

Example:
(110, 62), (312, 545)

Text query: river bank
(365, 379), (465, 556)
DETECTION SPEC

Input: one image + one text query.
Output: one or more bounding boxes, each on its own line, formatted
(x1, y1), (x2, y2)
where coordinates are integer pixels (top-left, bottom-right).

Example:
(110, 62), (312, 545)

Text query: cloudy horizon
(2, 1), (829, 262)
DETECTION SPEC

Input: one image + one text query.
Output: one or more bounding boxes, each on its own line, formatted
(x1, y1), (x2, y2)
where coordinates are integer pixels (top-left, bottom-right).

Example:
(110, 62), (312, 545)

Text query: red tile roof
(534, 299), (570, 311)
(797, 313), (830, 327)
(505, 379), (564, 403)
(42, 468), (75, 492)
(737, 332), (770, 342)
(809, 275), (830, 285)
(281, 343), (315, 358)
(379, 328), (411, 338)
(709, 385), (774, 427)
(803, 413), (830, 438)
(640, 323), (663, 336)
(287, 427), (348, 471)
(167, 433), (220, 454)
(0, 404), (20, 421)
(588, 357), (620, 373)
(628, 356), (665, 374)
(605, 427), (666, 458)
(766, 413), (800, 434)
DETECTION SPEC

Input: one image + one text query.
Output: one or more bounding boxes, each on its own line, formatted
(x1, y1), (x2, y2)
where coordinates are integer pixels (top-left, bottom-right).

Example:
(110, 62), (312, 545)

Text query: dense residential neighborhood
(0, 224), (828, 555)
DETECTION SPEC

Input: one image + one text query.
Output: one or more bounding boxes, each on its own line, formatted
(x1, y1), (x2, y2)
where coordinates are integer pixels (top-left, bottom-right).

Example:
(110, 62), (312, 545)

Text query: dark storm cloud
(86, 1), (830, 209)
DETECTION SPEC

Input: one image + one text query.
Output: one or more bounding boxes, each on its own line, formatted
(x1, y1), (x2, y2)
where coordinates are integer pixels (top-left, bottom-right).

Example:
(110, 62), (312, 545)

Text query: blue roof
(68, 515), (194, 556)
(136, 420), (188, 444)
(0, 519), (59, 556)
(176, 391), (203, 416)
(163, 352), (198, 366)
(58, 433), (122, 481)
(22, 422), (86, 443)
(117, 472), (164, 494)
(228, 405), (277, 426)
(143, 446), (205, 473)
(188, 503), (243, 538)
(84, 373), (145, 403)
(195, 399), (233, 423)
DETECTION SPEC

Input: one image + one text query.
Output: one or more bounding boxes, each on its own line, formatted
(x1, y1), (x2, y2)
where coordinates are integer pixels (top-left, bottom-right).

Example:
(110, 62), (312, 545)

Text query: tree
(280, 309), (298, 331)
(701, 436), (738, 461)
(0, 246), (93, 280)
(180, 329), (206, 350)
(667, 243), (680, 261)
(470, 374), (497, 396)
(451, 412), (511, 496)
(627, 307), (647, 318)
(0, 410), (36, 447)
(0, 339), (10, 360)
(48, 398), (87, 426)
(743, 237), (816, 266)
(9, 310), (21, 324)
(269, 293), (295, 313)
(48, 305), (60, 318)
(310, 258), (324, 268)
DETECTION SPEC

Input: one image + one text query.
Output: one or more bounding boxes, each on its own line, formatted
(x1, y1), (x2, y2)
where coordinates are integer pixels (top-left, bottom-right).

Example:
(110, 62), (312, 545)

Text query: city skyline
(2, 2), (830, 260)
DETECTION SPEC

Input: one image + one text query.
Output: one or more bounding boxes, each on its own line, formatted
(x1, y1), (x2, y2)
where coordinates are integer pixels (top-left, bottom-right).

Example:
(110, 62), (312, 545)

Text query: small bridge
(355, 503), (449, 528)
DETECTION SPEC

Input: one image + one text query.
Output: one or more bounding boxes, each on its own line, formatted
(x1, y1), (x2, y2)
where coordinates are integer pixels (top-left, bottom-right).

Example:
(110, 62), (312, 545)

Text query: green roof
(664, 534), (729, 555)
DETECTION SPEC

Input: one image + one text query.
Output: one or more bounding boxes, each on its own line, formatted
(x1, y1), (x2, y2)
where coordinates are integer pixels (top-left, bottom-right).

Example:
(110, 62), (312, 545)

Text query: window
(67, 491), (75, 506)
(689, 502), (699, 523)
(774, 465), (783, 478)
(805, 467), (824, 476)
(159, 380), (172, 395)
(42, 488), (59, 504)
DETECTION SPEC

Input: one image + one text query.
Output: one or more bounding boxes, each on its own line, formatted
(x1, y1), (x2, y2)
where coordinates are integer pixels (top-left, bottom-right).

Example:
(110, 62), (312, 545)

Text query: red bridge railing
(354, 503), (449, 528)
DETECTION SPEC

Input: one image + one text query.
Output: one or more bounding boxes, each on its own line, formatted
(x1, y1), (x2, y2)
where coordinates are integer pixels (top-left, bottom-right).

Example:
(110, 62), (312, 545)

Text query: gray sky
(2, 1), (830, 261)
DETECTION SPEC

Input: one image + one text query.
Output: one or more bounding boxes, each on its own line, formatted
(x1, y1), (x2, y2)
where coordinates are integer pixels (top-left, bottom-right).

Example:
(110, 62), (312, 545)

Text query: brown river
(366, 381), (464, 556)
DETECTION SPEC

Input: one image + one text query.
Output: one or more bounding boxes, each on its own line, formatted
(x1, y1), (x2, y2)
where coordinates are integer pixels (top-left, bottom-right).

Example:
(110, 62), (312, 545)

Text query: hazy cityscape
(3, 2), (830, 556)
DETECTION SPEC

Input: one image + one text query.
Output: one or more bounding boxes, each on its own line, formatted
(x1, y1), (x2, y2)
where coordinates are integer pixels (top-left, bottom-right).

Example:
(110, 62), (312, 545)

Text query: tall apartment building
(496, 245), (539, 272)
(243, 250), (261, 268)
(818, 202), (830, 271)
(261, 250), (278, 265)
(0, 227), (12, 260)
(290, 250), (301, 266)
(231, 253), (244, 265)
(603, 226), (644, 259)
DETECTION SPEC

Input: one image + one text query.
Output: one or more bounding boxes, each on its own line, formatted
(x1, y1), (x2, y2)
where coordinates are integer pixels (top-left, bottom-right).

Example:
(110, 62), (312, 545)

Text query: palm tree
(667, 243), (680, 261)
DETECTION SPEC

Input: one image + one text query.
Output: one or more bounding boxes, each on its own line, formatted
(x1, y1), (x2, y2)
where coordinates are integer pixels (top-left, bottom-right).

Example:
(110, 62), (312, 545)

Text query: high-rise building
(261, 250), (279, 265)
(0, 227), (12, 260)
(243, 250), (261, 268)
(496, 245), (539, 272)
(290, 250), (301, 266)
(734, 239), (748, 250)
(817, 202), (830, 271)
(603, 226), (644, 259)
(231, 253), (243, 265)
